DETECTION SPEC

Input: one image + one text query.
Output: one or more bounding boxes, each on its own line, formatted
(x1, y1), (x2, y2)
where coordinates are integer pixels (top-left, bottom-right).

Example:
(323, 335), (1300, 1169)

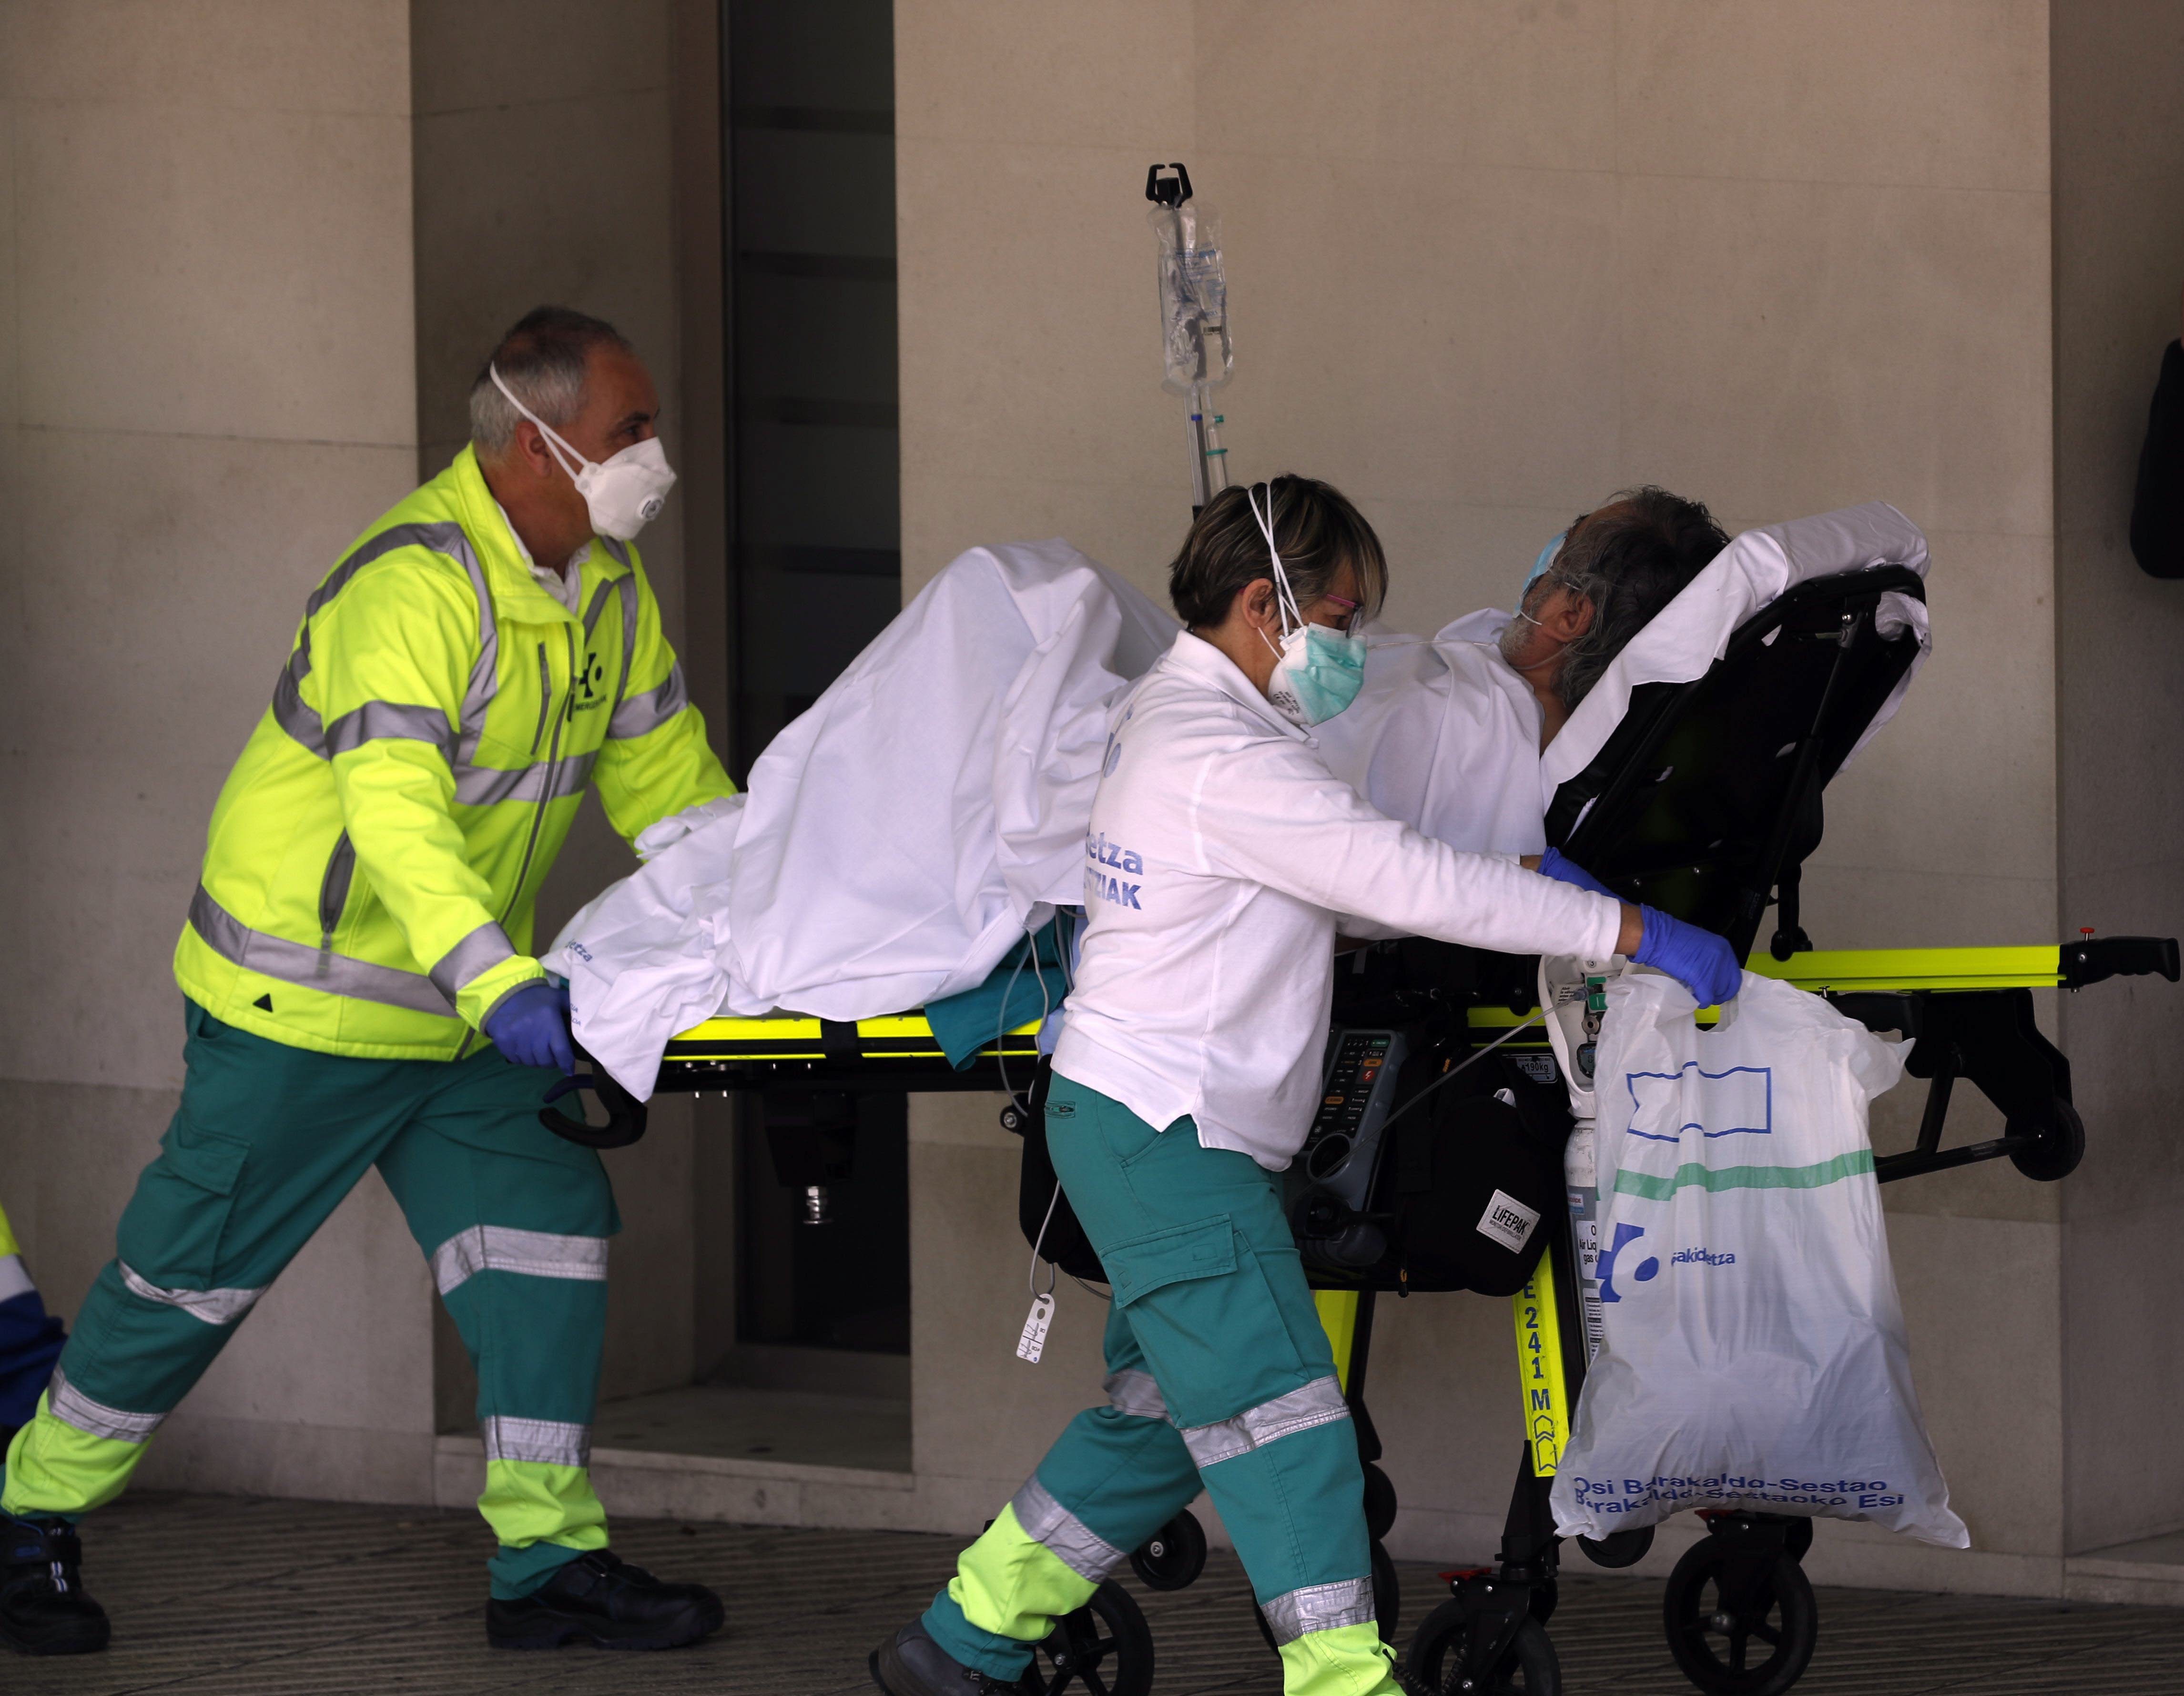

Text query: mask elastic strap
(1246, 482), (1305, 642)
(489, 364), (591, 482)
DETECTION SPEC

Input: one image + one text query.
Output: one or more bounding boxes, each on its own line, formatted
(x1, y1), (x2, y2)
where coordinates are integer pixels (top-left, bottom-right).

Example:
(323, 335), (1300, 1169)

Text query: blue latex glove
(1633, 906), (1743, 1007)
(1536, 847), (1618, 899)
(484, 980), (575, 1073)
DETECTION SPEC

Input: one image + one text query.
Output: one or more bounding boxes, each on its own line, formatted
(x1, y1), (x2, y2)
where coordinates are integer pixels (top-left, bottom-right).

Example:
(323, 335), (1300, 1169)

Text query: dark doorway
(724, 0), (908, 1360)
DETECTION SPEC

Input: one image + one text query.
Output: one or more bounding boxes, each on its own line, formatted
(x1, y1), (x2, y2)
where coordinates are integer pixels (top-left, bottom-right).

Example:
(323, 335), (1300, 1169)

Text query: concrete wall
(0, 0), (437, 1498)
(2051, 1), (2184, 1554)
(892, 0), (2162, 1594)
(0, 0), (729, 1494)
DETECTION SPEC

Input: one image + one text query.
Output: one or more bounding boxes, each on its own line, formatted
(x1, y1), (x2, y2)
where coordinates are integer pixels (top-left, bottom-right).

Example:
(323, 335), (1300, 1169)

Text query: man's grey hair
(1505, 486), (1729, 707)
(469, 305), (633, 456)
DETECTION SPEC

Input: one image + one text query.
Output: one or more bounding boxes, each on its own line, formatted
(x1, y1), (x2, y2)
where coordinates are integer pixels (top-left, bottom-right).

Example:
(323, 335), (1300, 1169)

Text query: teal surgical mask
(1246, 482), (1368, 727)
(1518, 532), (1564, 612)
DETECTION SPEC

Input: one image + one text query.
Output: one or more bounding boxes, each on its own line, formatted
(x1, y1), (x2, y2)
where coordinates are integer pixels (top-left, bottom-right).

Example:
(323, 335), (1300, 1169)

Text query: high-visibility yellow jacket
(174, 446), (733, 1060)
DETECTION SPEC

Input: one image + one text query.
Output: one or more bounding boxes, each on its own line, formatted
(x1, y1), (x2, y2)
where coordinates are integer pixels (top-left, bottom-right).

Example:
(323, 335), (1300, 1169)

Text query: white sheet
(547, 540), (1177, 1095)
(551, 504), (1931, 1097)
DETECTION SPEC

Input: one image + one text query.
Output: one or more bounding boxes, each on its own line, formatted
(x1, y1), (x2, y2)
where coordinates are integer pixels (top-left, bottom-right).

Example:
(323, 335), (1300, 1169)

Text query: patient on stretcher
(547, 488), (1928, 1095)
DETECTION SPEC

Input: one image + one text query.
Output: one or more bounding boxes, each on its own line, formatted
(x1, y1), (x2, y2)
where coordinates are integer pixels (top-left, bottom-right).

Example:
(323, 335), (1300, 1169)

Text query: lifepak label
(1478, 1190), (1541, 1253)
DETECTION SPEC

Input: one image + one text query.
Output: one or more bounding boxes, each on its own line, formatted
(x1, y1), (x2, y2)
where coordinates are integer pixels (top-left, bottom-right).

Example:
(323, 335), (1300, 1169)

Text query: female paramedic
(869, 478), (1742, 1696)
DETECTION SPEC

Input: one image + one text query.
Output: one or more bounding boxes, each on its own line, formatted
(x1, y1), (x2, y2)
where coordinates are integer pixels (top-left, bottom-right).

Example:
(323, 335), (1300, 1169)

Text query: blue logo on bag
(1625, 1063), (1773, 1142)
(1597, 1223), (1658, 1302)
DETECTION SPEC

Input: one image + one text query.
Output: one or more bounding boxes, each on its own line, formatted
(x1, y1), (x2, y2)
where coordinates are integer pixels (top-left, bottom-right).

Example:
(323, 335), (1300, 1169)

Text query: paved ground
(20, 1493), (2184, 1695)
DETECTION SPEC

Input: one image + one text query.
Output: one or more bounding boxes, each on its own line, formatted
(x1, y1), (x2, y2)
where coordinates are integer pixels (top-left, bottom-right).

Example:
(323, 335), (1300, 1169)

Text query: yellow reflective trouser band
(0, 1201), (18, 1260)
(480, 1458), (608, 1552)
(1277, 1622), (1402, 1696)
(946, 1501), (1099, 1644)
(1, 1394), (151, 1519)
(481, 1459), (609, 1601)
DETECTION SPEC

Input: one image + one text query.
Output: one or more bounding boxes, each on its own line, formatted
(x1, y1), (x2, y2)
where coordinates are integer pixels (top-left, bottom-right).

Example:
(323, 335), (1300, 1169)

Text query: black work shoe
(485, 1548), (723, 1651)
(871, 1619), (1029, 1696)
(0, 1515), (110, 1656)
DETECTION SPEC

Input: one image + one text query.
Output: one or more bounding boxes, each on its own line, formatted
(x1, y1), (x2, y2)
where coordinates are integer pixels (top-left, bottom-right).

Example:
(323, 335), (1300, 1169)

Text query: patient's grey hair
(1169, 476), (1390, 630)
(468, 306), (633, 457)
(1511, 486), (1729, 707)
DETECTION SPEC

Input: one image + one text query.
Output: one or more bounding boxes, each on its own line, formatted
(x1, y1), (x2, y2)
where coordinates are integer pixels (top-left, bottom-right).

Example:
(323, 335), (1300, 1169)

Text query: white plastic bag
(1551, 971), (1968, 1548)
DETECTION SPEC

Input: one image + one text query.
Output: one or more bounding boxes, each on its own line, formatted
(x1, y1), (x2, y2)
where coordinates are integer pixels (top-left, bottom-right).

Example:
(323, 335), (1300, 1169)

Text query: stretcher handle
(539, 1051), (650, 1149)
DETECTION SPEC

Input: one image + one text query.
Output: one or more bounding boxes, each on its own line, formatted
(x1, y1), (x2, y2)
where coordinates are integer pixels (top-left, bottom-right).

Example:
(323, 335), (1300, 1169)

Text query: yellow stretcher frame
(660, 945), (2089, 1060)
(645, 942), (2134, 1480)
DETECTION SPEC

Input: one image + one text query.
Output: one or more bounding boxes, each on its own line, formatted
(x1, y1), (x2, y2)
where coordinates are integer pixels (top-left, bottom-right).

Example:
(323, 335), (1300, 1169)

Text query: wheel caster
(2009, 1097), (2084, 1181)
(1363, 1462), (1398, 1541)
(1035, 1580), (1153, 1696)
(1406, 1598), (1561, 1694)
(1253, 1537), (1400, 1652)
(1128, 1508), (1207, 1591)
(1577, 1524), (1655, 1569)
(1662, 1531), (1818, 1695)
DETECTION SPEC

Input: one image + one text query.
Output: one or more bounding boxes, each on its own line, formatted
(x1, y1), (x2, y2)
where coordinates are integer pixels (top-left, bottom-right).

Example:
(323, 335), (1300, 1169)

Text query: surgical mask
(1517, 532), (1564, 612)
(1246, 483), (1368, 727)
(490, 364), (676, 541)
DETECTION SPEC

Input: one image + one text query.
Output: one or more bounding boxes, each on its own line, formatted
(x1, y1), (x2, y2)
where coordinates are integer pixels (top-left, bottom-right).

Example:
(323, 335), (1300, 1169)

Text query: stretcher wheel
(1577, 1524), (1655, 1569)
(2008, 1097), (2085, 1182)
(1251, 1538), (1400, 1653)
(1128, 1509), (1206, 1591)
(1363, 1462), (1399, 1541)
(1662, 1539), (1817, 1696)
(1405, 1599), (1561, 1695)
(1035, 1581), (1152, 1696)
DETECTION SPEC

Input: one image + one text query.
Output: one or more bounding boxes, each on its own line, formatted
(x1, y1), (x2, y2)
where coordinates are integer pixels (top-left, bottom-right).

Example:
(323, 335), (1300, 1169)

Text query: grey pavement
(19, 1493), (2184, 1695)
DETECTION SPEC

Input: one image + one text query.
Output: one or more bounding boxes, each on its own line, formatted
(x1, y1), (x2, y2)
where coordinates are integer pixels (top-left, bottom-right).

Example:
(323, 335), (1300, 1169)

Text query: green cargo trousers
(922, 1074), (1398, 1696)
(0, 1002), (618, 1598)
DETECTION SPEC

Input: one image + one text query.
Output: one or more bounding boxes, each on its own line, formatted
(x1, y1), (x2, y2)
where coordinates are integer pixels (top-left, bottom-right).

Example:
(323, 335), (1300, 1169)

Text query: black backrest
(1545, 565), (1926, 959)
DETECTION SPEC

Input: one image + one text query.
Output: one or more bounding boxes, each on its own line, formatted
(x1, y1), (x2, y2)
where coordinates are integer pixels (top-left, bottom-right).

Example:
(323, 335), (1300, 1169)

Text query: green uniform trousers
(924, 1074), (1398, 1696)
(0, 1002), (618, 1598)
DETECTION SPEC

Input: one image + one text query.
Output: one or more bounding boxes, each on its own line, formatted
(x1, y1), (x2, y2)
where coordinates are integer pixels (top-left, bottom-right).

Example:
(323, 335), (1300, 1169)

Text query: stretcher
(547, 559), (2177, 1696)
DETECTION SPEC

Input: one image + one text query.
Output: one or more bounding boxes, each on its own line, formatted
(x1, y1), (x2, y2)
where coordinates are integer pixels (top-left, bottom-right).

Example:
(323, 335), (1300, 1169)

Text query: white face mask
(1246, 483), (1368, 728)
(490, 363), (676, 541)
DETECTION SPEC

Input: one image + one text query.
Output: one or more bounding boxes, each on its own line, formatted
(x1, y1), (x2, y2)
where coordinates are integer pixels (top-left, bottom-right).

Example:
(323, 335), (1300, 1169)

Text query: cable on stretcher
(533, 160), (2181, 1696)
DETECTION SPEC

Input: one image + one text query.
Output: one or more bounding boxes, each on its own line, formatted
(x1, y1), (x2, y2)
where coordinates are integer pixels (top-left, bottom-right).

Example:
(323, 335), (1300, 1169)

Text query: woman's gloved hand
(1634, 907), (1744, 1007)
(1536, 847), (1618, 899)
(484, 980), (576, 1073)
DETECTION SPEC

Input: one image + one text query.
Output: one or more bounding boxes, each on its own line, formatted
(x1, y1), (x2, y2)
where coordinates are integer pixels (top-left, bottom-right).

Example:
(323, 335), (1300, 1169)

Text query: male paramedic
(870, 478), (1744, 1696)
(0, 307), (734, 1658)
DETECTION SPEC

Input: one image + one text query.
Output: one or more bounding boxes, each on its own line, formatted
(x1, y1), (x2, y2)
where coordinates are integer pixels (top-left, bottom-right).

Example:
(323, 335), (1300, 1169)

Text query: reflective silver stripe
(189, 883), (453, 1017)
(0, 1254), (33, 1305)
(483, 1415), (590, 1468)
(1009, 1474), (1128, 1583)
(1103, 1369), (1168, 1422)
(451, 748), (596, 807)
(1259, 1576), (1377, 1646)
(273, 523), (496, 761)
(613, 574), (638, 709)
(431, 1226), (610, 1296)
(271, 651), (320, 748)
(118, 1261), (266, 1327)
(48, 1366), (165, 1445)
(429, 922), (517, 1003)
(608, 665), (690, 741)
(1177, 1375), (1351, 1471)
(324, 700), (455, 758)
(582, 578), (616, 640)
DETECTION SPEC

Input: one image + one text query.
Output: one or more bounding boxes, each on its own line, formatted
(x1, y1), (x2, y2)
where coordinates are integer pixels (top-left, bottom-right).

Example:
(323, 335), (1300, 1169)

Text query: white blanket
(552, 504), (1930, 1097)
(548, 540), (1177, 1094)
